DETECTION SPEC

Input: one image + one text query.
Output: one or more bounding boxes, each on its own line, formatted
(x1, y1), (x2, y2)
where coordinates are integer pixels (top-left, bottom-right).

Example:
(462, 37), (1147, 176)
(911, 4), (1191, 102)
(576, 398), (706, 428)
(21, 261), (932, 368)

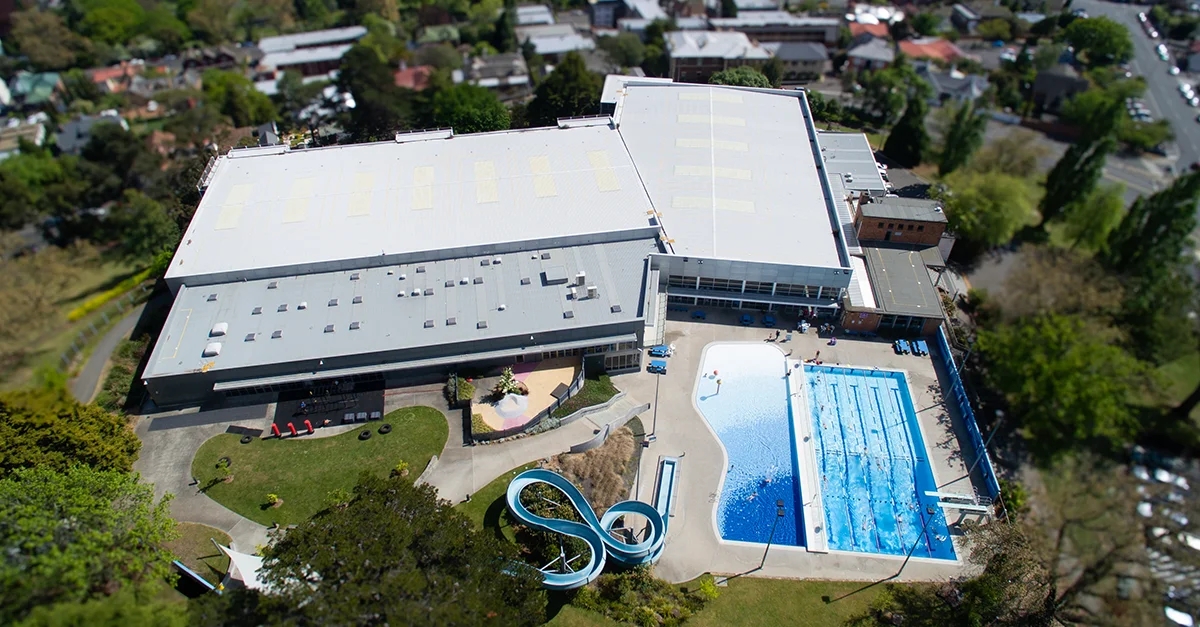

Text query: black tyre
(379, 424), (393, 435)
(359, 430), (372, 441)
(240, 435), (253, 444)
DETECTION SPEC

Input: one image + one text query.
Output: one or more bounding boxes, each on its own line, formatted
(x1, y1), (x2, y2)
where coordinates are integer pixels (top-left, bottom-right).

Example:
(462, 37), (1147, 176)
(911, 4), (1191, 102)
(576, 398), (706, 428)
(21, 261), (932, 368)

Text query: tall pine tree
(1039, 102), (1122, 225)
(883, 95), (929, 168)
(938, 101), (988, 176)
(1103, 171), (1200, 278)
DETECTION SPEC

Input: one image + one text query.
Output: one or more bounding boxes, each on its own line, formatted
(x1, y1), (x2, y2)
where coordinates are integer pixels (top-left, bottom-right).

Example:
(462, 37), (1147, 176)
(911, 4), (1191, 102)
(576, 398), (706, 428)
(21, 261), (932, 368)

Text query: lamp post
(760, 500), (786, 570)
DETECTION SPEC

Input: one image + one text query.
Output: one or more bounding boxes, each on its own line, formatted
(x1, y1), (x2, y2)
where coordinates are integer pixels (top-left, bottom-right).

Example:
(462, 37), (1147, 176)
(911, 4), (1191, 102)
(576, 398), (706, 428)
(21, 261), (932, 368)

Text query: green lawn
(164, 522), (231, 586)
(545, 578), (884, 626)
(1158, 351), (1200, 421)
(552, 376), (619, 419)
(456, 462), (536, 545)
(192, 406), (448, 526)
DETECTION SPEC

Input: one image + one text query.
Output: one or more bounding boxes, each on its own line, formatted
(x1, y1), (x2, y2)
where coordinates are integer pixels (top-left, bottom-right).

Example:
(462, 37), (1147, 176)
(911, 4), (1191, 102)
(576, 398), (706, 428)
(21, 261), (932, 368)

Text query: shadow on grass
(56, 265), (146, 308)
(544, 590), (575, 623)
(482, 495), (518, 545)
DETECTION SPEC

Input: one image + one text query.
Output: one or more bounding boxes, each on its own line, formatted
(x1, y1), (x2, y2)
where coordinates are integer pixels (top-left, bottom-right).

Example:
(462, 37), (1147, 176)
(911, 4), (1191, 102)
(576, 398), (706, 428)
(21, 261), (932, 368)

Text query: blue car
(648, 344), (671, 358)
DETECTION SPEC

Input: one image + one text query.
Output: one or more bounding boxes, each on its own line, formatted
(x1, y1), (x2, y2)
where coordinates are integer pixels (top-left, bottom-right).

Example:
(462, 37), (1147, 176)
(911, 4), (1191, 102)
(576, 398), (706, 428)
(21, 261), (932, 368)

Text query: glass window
(888, 223), (894, 229)
(877, 222), (884, 228)
(907, 224), (914, 231)
(917, 225), (925, 231)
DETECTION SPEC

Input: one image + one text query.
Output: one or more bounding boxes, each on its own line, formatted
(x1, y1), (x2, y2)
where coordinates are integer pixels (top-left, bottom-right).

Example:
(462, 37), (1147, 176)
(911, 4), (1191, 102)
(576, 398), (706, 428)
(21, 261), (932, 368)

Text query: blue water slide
(505, 468), (668, 590)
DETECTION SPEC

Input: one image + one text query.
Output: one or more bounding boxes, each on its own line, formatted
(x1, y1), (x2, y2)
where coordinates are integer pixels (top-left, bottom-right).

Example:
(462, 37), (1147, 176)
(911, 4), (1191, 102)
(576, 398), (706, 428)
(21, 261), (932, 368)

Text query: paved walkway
(132, 405), (275, 552)
(422, 393), (645, 504)
(68, 303), (146, 403)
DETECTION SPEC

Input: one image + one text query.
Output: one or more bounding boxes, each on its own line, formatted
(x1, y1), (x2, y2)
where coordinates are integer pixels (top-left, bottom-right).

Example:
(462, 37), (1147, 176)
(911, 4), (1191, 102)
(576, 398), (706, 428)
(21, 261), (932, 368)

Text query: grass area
(94, 334), (151, 410)
(455, 462), (536, 544)
(0, 257), (144, 391)
(552, 375), (619, 419)
(1158, 351), (1200, 420)
(471, 412), (495, 434)
(192, 406), (448, 526)
(544, 578), (884, 626)
(164, 522), (231, 586)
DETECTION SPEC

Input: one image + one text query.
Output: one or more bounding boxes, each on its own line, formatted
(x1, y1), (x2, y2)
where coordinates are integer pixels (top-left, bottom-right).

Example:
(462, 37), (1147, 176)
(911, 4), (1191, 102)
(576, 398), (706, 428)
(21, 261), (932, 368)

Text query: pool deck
(616, 310), (983, 584)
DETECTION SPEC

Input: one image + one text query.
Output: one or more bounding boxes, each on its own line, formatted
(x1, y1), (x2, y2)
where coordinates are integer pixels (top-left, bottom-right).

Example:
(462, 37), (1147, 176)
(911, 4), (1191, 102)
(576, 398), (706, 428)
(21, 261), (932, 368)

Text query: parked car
(1171, 66), (1182, 75)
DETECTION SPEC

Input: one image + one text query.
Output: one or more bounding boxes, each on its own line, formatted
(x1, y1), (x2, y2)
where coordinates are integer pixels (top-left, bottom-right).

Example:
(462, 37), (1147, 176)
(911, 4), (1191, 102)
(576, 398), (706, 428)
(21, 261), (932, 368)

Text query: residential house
(589, 0), (623, 28)
(516, 23), (596, 61)
(516, 5), (555, 26)
(0, 116), (46, 161)
(56, 111), (128, 155)
(87, 60), (145, 94)
(762, 41), (829, 82)
(950, 3), (980, 34)
(145, 130), (177, 160)
(623, 0), (667, 21)
(847, 37), (894, 70)
(619, 16), (706, 39)
(9, 71), (63, 110)
(127, 69), (202, 105)
(394, 64), (436, 91)
(849, 21), (889, 39)
(454, 53), (532, 101)
(914, 60), (988, 104)
(255, 26), (365, 86)
(709, 12), (840, 45)
(258, 26), (367, 55)
(665, 31), (771, 83)
(171, 45), (262, 73)
(898, 37), (971, 64)
(1032, 63), (1089, 113)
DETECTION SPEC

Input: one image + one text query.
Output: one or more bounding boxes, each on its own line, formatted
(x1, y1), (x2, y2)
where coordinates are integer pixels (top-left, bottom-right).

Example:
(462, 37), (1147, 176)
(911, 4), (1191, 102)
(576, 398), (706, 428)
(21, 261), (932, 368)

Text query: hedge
(66, 267), (154, 322)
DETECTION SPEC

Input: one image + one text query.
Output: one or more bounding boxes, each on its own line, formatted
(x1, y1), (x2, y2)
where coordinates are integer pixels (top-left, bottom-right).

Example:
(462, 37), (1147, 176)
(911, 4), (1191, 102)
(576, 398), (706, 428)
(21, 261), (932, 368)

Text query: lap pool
(695, 343), (955, 560)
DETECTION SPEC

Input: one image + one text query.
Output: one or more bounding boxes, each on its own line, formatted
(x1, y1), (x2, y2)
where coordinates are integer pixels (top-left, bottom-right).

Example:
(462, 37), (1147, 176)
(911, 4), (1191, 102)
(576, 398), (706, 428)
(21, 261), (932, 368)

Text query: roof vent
(520, 277), (531, 285)
(569, 287), (578, 300)
(399, 273), (407, 280)
(349, 321), (361, 330)
(271, 330), (283, 339)
(297, 301), (307, 310)
(324, 324), (335, 333)
(267, 281), (278, 289)
(541, 252), (551, 260)
(460, 277), (469, 285)
(244, 333), (256, 342)
(202, 342), (222, 357)
(473, 277), (484, 285)
(563, 310), (574, 319)
(446, 317), (457, 326)
(207, 293), (218, 302)
(411, 289), (420, 296)
(424, 288), (434, 296)
(350, 272), (360, 280)
(481, 259), (490, 266)
(498, 304), (506, 311)
(328, 298), (338, 306)
(277, 304), (288, 312)
(352, 295), (363, 304)
(477, 321), (488, 329)
(611, 304), (622, 313)
(252, 306), (263, 315)
(424, 319), (434, 328)
(446, 280), (455, 288)
(416, 266), (426, 273)
(387, 270), (394, 275)
(493, 257), (502, 264)
(210, 322), (228, 337)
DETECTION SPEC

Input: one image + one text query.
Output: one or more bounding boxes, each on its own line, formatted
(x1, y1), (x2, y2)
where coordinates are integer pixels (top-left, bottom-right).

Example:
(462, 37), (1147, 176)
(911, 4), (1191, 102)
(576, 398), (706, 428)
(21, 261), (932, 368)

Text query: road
(1075, 0), (1200, 170)
(68, 302), (146, 403)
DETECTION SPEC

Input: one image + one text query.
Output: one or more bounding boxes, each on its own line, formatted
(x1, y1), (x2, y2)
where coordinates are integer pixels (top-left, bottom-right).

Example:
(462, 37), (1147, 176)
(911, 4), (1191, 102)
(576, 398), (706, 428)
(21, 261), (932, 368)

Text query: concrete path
(68, 302), (146, 403)
(133, 405), (275, 552)
(423, 393), (646, 504)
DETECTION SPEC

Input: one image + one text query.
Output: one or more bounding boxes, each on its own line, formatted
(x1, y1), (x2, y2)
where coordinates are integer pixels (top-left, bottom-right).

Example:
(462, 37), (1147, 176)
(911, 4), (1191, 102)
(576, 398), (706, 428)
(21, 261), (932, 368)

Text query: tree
(762, 56), (783, 88)
(968, 128), (1050, 178)
(937, 101), (988, 176)
(883, 95), (929, 168)
(720, 0), (738, 17)
(0, 466), (177, 624)
(1064, 16), (1134, 66)
(186, 0), (237, 43)
(107, 190), (181, 261)
(527, 52), (602, 127)
(976, 315), (1145, 461)
(9, 9), (92, 70)
(492, 8), (517, 53)
(429, 83), (510, 134)
(1062, 182), (1124, 251)
(910, 12), (941, 36)
(1039, 132), (1118, 225)
(996, 247), (1124, 324)
(15, 584), (188, 627)
(596, 33), (645, 68)
(202, 70), (278, 127)
(138, 5), (192, 53)
(1119, 268), (1199, 365)
(709, 65), (772, 88)
(977, 17), (1012, 41)
(1103, 171), (1200, 280)
(936, 169), (1040, 248)
(196, 474), (546, 625)
(338, 44), (413, 140)
(0, 387), (141, 476)
(77, 0), (145, 45)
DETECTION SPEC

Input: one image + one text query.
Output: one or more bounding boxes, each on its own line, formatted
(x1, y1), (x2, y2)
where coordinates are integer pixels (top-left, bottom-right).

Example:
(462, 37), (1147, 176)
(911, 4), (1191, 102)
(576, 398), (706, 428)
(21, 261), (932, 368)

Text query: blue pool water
(807, 365), (955, 560)
(694, 344), (803, 547)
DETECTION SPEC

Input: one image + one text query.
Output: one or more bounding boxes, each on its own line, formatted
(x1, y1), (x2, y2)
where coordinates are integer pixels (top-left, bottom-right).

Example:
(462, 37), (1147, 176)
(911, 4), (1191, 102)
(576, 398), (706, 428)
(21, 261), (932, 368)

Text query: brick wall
(855, 215), (945, 246)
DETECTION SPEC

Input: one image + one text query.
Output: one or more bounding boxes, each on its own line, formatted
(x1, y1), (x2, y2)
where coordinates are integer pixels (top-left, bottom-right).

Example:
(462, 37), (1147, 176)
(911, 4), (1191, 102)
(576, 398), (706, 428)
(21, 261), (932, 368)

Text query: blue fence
(934, 327), (1001, 499)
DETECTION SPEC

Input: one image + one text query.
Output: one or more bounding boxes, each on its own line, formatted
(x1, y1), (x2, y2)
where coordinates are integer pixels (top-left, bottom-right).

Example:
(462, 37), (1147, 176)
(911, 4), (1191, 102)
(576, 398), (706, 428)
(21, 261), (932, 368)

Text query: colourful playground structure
(505, 461), (678, 590)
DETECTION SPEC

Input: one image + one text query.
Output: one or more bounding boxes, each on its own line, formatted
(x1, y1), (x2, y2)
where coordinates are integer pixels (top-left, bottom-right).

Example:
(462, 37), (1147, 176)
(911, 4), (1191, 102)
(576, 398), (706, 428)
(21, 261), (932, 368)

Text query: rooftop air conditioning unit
(586, 285), (598, 299)
(576, 271), (587, 286)
(569, 287), (578, 300)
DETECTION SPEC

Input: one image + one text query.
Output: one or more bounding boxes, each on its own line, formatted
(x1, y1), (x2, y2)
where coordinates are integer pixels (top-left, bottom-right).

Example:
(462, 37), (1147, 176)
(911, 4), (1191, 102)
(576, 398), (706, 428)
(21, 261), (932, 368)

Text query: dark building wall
(855, 211), (945, 246)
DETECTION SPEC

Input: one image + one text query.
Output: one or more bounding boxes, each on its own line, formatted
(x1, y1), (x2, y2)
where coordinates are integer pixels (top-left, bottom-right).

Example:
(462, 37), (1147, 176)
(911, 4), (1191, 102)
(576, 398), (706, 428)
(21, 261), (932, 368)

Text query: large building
(664, 31), (771, 83)
(145, 81), (907, 407)
(708, 12), (839, 45)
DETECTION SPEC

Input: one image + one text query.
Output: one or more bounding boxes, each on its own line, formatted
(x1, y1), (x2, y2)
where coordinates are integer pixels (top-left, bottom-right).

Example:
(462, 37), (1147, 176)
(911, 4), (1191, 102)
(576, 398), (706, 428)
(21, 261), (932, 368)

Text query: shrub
(444, 375), (475, 404)
(940, 292), (958, 318)
(999, 477), (1029, 519)
(66, 267), (154, 322)
(326, 488), (352, 509)
(471, 413), (494, 435)
(266, 493), (280, 504)
(393, 460), (410, 477)
(573, 566), (712, 627)
(695, 575), (720, 602)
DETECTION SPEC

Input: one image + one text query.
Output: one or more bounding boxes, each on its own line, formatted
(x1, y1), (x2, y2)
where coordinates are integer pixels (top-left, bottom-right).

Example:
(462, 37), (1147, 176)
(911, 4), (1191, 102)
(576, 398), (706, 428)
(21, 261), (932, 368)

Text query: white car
(1171, 66), (1182, 75)
(1139, 11), (1148, 22)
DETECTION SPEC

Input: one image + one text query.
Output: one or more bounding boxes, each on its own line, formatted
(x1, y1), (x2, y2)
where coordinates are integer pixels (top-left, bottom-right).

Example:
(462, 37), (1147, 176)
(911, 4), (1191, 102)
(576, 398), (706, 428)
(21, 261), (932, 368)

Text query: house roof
(861, 245), (944, 317)
(260, 44), (355, 70)
(56, 112), (127, 155)
(468, 53), (529, 80)
(847, 38), (895, 64)
(770, 42), (830, 62)
(849, 22), (889, 39)
(665, 31), (772, 60)
(11, 72), (60, 104)
(515, 5), (555, 26)
(0, 121), (46, 156)
(394, 65), (435, 91)
(623, 0), (667, 20)
(258, 26), (367, 54)
(709, 11), (838, 29)
(898, 37), (968, 63)
(859, 197), (947, 223)
(916, 62), (989, 100)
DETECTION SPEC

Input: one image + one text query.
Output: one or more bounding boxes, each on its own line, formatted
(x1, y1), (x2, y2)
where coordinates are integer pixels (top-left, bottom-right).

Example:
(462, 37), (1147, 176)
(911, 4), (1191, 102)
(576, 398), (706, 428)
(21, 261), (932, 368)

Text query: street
(1074, 0), (1200, 170)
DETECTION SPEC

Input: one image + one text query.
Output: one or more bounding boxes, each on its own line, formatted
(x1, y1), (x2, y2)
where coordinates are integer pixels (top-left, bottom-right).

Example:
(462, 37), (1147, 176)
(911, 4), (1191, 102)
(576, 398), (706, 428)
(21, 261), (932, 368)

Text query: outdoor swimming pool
(694, 343), (802, 547)
(807, 365), (955, 560)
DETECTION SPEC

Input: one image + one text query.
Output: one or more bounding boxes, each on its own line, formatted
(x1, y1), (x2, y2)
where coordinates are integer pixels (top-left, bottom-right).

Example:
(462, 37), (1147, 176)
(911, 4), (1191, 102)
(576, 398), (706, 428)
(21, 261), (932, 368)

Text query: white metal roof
(847, 255), (876, 309)
(623, 0), (667, 20)
(709, 12), (839, 28)
(529, 33), (596, 55)
(665, 31), (771, 60)
(169, 125), (656, 284)
(816, 131), (888, 194)
(616, 83), (843, 268)
(515, 5), (555, 25)
(600, 74), (674, 105)
(259, 44), (354, 70)
(257, 26), (367, 53)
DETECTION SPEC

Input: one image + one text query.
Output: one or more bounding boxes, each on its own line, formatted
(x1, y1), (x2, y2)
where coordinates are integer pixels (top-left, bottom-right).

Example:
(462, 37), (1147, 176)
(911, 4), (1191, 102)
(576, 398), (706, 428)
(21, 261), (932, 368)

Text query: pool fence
(934, 327), (1001, 501)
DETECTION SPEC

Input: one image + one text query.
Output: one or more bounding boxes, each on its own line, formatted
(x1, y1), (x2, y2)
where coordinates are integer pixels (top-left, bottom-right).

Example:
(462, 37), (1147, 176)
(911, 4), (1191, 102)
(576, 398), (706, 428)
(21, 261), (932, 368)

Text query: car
(1171, 66), (1182, 75)
(1139, 11), (1148, 22)
(1191, 96), (1199, 107)
(647, 344), (671, 358)
(1150, 29), (1160, 39)
(1072, 8), (1088, 17)
(1000, 47), (1018, 63)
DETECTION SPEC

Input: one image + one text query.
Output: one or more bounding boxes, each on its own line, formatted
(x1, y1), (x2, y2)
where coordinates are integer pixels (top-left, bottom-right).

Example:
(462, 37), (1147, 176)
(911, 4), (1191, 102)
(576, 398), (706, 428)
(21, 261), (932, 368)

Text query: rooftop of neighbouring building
(257, 26), (368, 54)
(709, 11), (839, 29)
(394, 65), (436, 91)
(665, 31), (772, 60)
(858, 197), (946, 224)
(899, 37), (969, 63)
(860, 244), (944, 316)
(765, 41), (830, 62)
(847, 37), (895, 64)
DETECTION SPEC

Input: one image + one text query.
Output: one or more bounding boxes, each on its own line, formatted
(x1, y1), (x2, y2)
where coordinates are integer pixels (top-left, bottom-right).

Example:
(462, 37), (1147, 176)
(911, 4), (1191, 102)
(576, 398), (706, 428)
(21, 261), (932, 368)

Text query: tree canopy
(936, 169), (1039, 248)
(430, 83), (511, 134)
(1062, 182), (1124, 252)
(106, 189), (181, 261)
(9, 9), (92, 70)
(195, 473), (547, 626)
(0, 387), (141, 476)
(527, 52), (602, 128)
(937, 101), (988, 176)
(1103, 171), (1200, 280)
(1039, 132), (1117, 225)
(882, 95), (929, 168)
(1063, 16), (1134, 66)
(15, 584), (188, 627)
(709, 65), (772, 88)
(967, 128), (1049, 179)
(596, 33), (645, 68)
(976, 315), (1144, 461)
(0, 466), (177, 624)
(202, 70), (278, 128)
(339, 44), (413, 141)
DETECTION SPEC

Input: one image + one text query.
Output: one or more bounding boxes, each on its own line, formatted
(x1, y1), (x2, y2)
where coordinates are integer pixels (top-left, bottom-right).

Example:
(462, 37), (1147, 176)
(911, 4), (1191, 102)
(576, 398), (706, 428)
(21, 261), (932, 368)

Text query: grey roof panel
(859, 198), (947, 223)
(861, 245), (943, 317)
